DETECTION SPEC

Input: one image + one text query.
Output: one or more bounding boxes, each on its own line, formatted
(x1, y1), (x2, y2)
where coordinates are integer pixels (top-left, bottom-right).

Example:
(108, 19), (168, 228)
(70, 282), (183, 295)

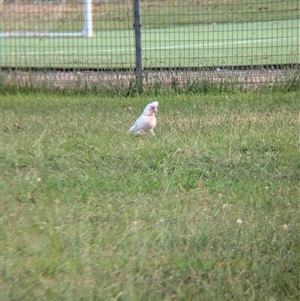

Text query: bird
(128, 101), (159, 135)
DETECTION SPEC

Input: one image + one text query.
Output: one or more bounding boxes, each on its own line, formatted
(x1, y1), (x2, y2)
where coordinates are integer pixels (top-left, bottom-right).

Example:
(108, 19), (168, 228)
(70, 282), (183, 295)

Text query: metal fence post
(133, 0), (143, 81)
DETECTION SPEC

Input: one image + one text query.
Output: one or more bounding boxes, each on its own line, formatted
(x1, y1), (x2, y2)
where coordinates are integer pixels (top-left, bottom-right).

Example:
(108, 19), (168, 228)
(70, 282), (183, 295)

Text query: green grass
(1, 19), (299, 68)
(1, 90), (300, 300)
(1, 0), (299, 68)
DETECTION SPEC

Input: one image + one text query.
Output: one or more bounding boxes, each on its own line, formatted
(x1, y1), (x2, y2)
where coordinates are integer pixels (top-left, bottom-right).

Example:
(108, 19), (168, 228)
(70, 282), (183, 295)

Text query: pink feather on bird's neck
(143, 102), (158, 117)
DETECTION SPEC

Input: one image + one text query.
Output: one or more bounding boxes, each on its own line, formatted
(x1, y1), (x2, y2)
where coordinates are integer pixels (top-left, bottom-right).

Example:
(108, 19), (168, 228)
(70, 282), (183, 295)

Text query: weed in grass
(1, 90), (299, 300)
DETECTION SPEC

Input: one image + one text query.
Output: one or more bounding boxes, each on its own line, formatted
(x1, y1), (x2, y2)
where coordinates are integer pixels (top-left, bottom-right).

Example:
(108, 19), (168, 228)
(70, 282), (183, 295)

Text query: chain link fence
(1, 0), (299, 88)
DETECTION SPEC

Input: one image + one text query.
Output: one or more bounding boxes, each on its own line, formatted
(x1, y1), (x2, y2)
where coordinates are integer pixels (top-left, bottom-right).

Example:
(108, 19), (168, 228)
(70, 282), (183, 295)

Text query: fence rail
(1, 0), (299, 85)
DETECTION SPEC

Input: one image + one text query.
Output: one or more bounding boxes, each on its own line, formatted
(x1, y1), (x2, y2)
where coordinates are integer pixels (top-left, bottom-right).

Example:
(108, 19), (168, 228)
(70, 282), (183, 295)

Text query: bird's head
(143, 101), (159, 116)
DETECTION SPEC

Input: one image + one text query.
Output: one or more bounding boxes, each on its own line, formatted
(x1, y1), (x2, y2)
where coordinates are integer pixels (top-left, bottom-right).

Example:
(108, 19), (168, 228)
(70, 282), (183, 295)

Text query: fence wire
(1, 0), (299, 87)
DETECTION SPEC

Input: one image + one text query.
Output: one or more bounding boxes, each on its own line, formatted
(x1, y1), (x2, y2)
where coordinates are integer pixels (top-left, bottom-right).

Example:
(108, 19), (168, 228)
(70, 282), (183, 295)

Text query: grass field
(1, 0), (299, 68)
(1, 89), (299, 300)
(1, 0), (299, 32)
(1, 19), (299, 68)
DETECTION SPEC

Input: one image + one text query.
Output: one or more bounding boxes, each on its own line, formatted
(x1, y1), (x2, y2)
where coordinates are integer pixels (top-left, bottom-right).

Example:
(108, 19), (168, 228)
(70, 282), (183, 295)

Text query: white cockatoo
(128, 101), (159, 135)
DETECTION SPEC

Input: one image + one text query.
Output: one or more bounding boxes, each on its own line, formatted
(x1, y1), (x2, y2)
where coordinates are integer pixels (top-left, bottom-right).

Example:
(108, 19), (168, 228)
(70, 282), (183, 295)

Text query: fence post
(133, 0), (143, 81)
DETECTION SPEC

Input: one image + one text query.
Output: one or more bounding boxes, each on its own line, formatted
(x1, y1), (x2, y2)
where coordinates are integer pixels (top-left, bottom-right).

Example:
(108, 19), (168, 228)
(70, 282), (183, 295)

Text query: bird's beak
(153, 108), (158, 113)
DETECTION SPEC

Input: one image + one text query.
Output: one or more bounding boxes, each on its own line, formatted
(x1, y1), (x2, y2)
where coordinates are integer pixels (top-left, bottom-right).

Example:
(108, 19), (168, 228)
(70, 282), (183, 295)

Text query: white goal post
(82, 0), (93, 38)
(0, 0), (93, 38)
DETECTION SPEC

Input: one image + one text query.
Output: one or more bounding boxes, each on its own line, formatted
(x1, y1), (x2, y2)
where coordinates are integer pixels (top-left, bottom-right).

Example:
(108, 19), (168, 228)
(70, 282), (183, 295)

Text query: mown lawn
(1, 90), (299, 300)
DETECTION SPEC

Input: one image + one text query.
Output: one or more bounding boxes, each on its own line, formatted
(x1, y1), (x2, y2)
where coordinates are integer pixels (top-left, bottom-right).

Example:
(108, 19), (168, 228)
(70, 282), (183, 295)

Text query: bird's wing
(134, 115), (148, 132)
(128, 115), (155, 134)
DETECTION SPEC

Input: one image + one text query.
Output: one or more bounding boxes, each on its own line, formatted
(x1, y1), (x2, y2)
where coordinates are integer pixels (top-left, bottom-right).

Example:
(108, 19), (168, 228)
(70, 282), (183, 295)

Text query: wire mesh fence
(1, 0), (299, 88)
(142, 1), (299, 68)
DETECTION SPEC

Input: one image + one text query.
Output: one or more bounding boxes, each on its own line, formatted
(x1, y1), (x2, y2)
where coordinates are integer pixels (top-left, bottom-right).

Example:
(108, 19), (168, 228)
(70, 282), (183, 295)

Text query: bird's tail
(128, 126), (135, 134)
